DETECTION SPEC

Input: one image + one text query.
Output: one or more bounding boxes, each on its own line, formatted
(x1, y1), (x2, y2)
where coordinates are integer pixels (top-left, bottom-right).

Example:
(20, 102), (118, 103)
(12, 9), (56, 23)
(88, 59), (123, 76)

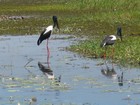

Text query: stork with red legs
(100, 27), (122, 60)
(37, 16), (59, 62)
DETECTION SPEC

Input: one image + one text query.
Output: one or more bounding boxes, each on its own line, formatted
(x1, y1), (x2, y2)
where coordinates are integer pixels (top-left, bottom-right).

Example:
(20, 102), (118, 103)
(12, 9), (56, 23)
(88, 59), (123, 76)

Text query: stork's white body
(44, 25), (53, 35)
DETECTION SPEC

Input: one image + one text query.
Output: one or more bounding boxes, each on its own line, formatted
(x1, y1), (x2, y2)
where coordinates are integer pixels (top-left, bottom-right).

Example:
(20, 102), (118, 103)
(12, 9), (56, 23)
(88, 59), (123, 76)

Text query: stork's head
(52, 16), (59, 30)
(117, 26), (122, 41)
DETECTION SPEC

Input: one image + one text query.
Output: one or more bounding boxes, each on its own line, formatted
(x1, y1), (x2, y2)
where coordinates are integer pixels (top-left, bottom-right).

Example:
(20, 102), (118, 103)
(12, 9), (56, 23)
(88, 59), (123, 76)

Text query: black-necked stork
(37, 16), (59, 56)
(100, 27), (122, 59)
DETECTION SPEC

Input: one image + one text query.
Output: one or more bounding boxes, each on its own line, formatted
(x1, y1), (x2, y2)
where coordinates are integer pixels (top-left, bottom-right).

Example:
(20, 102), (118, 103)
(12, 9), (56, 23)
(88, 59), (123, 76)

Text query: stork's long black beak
(53, 16), (60, 31)
(117, 26), (122, 41)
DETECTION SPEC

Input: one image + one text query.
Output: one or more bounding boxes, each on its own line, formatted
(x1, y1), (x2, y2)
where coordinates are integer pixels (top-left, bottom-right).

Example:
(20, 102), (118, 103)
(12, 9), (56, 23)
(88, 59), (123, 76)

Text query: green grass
(0, 0), (139, 35)
(69, 35), (140, 66)
(0, 0), (140, 65)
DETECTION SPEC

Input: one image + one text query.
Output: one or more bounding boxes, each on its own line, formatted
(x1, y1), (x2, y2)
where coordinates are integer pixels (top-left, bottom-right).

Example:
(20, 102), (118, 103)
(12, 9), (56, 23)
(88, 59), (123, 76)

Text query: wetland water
(0, 35), (140, 105)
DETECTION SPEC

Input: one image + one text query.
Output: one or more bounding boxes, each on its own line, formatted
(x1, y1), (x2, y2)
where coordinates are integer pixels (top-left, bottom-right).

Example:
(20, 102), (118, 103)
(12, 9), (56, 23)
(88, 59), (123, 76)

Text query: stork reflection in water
(38, 49), (54, 79)
(38, 61), (54, 79)
(101, 61), (124, 86)
(38, 62), (61, 82)
(118, 72), (123, 86)
(101, 61), (117, 79)
(38, 49), (61, 82)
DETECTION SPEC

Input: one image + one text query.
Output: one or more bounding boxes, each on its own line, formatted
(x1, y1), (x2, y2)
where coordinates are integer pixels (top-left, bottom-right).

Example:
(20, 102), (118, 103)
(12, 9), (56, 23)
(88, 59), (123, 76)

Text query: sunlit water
(0, 35), (140, 105)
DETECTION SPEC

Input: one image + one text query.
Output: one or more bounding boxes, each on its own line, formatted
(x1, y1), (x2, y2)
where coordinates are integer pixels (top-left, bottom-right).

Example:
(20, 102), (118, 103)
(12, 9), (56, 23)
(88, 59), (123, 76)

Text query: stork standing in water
(100, 27), (122, 59)
(37, 16), (59, 60)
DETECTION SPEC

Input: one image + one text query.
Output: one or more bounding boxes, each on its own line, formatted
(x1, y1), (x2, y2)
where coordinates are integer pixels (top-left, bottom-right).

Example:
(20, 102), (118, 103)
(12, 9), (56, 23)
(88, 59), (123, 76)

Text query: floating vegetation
(73, 76), (107, 88)
(0, 74), (70, 93)
(131, 78), (140, 84)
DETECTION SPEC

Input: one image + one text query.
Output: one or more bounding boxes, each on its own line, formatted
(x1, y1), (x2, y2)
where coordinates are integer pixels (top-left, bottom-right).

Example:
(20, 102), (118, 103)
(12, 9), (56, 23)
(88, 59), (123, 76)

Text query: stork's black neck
(117, 27), (122, 41)
(52, 16), (59, 29)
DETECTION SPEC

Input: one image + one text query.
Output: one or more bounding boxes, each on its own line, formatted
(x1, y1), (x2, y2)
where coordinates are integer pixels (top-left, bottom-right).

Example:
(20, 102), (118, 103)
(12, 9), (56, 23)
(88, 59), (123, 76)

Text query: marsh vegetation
(0, 0), (140, 104)
(0, 0), (140, 65)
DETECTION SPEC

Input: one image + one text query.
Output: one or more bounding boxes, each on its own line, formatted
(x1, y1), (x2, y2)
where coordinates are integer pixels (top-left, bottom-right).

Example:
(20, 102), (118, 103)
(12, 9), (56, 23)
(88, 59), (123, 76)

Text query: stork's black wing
(37, 29), (52, 46)
(100, 35), (113, 47)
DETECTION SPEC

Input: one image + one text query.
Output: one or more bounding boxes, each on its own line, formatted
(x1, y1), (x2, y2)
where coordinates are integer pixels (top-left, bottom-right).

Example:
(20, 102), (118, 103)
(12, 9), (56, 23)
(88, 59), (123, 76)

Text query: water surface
(0, 35), (140, 105)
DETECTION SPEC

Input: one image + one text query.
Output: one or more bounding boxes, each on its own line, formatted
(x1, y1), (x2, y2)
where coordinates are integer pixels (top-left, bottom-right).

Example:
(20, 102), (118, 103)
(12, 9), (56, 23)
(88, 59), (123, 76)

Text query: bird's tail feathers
(37, 38), (41, 46)
(100, 42), (105, 47)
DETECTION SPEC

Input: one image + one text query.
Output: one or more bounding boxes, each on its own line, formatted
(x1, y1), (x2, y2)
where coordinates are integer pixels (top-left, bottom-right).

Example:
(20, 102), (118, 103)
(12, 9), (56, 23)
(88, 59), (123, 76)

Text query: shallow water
(0, 35), (140, 105)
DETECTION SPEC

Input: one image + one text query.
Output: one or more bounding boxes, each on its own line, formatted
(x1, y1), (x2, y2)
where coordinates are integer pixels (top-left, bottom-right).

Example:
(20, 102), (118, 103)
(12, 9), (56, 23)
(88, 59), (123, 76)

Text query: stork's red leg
(47, 48), (50, 64)
(47, 53), (50, 68)
(103, 47), (107, 60)
(46, 39), (50, 64)
(111, 47), (115, 62)
(103, 52), (106, 60)
(112, 48), (114, 59)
